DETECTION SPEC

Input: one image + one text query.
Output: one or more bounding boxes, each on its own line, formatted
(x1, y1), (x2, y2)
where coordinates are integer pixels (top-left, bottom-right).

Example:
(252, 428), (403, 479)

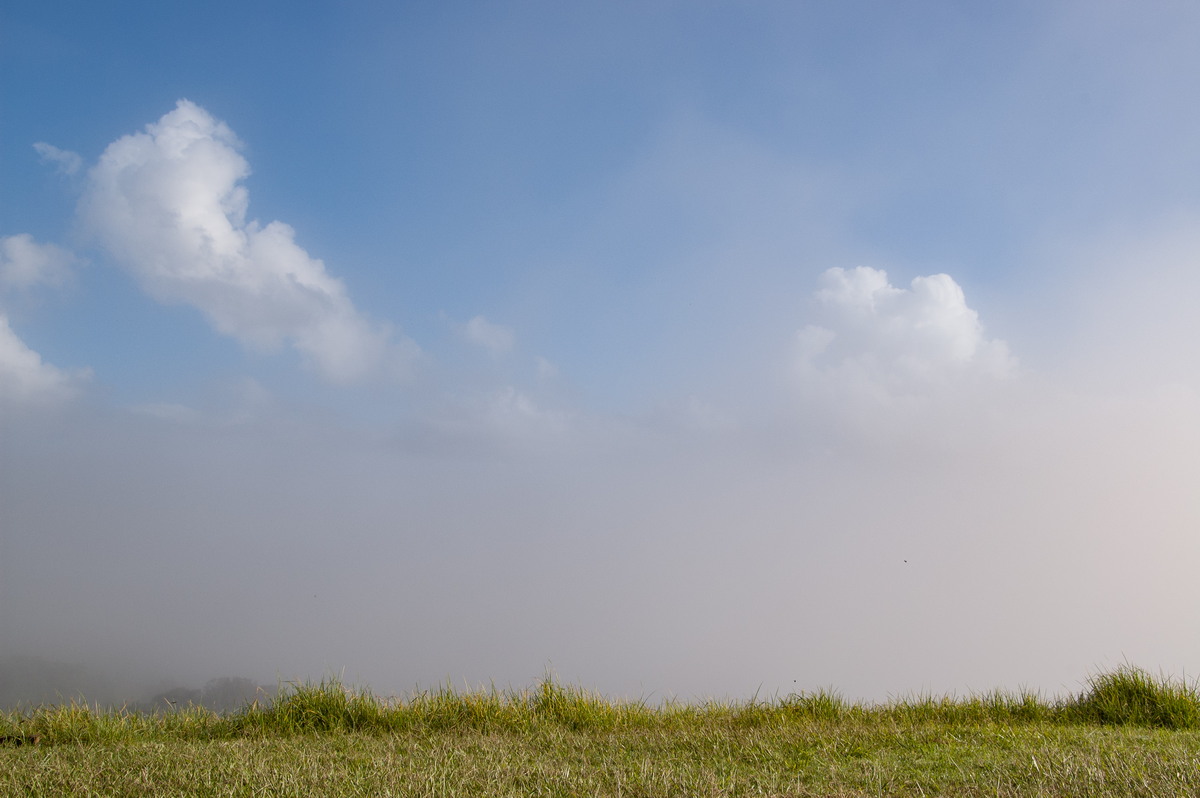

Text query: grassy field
(2, 667), (1198, 797)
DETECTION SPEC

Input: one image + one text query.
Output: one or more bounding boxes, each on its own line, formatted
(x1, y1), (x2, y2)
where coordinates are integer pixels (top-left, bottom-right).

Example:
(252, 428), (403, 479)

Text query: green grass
(2, 667), (1199, 796)
(1061, 666), (1200, 729)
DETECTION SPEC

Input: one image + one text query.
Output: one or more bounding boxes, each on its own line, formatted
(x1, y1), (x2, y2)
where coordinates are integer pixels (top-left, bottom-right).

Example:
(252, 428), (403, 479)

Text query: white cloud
(79, 100), (416, 384)
(0, 235), (86, 411)
(0, 234), (77, 291)
(480, 386), (572, 440)
(0, 314), (87, 408)
(796, 266), (1016, 398)
(421, 384), (574, 450)
(463, 315), (515, 355)
(535, 356), (558, 381)
(33, 142), (82, 176)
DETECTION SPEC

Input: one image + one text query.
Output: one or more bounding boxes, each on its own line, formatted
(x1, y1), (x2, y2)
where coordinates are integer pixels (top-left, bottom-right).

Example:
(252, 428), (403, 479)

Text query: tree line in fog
(1, 656), (275, 714)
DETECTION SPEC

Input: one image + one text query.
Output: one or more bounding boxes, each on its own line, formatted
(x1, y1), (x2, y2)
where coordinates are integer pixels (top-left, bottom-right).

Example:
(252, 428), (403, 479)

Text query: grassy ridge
(1, 667), (1198, 797)
(4, 665), (1197, 741)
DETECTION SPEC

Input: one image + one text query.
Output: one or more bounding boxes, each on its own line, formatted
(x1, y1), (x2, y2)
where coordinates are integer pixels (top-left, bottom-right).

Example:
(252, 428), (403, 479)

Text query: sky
(2, 1), (1200, 704)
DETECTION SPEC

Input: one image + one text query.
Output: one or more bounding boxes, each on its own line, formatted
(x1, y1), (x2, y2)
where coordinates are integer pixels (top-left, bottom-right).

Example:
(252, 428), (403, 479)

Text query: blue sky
(3, 1), (1200, 702)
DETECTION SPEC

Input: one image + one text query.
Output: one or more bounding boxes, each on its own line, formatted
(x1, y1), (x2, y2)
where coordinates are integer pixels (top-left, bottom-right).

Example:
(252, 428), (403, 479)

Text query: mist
(4, 271), (1199, 706)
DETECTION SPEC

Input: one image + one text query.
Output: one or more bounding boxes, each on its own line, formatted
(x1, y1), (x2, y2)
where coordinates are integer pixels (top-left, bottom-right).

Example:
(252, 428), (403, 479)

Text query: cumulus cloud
(463, 315), (515, 355)
(0, 234), (77, 291)
(79, 100), (415, 384)
(0, 234), (86, 410)
(796, 266), (1016, 398)
(0, 314), (87, 408)
(33, 142), (82, 176)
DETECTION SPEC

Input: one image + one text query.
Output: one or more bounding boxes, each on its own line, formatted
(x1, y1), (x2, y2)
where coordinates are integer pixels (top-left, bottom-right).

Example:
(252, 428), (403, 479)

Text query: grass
(1, 666), (1198, 796)
(1061, 666), (1200, 729)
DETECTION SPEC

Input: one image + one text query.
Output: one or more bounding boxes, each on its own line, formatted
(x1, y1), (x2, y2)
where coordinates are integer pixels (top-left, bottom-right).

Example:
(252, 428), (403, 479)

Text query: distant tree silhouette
(201, 676), (264, 713)
(141, 676), (274, 713)
(148, 686), (202, 710)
